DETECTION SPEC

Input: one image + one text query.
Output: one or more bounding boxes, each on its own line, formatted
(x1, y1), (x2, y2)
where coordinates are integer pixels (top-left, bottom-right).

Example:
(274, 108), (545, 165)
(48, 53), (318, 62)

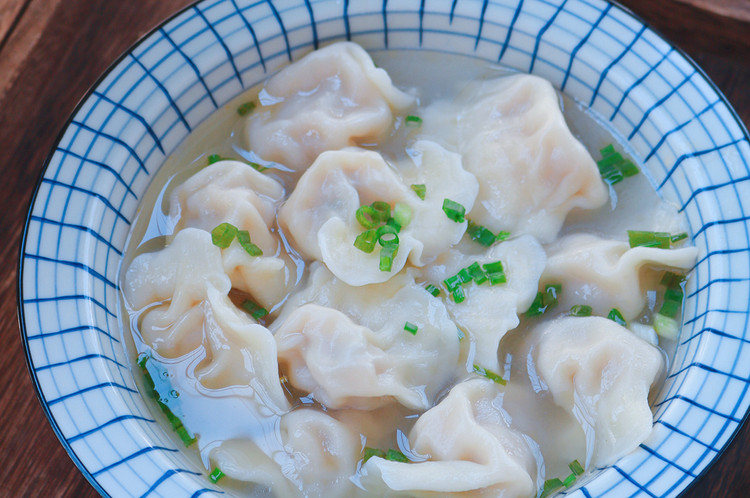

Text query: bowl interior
(19, 0), (750, 496)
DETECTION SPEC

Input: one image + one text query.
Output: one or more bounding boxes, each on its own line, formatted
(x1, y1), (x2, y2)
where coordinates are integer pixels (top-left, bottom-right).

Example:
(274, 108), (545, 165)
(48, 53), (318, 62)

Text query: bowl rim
(17, 0), (750, 496)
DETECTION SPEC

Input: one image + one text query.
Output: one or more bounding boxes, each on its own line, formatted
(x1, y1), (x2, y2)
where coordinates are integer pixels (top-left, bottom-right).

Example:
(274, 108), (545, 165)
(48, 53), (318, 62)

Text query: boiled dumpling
(246, 41), (415, 172)
(274, 264), (460, 410)
(541, 233), (698, 320)
(422, 74), (608, 243)
(168, 160), (295, 308)
(278, 145), (477, 286)
(209, 409), (359, 497)
(360, 379), (539, 497)
(532, 316), (665, 466)
(123, 228), (231, 356)
(422, 235), (546, 372)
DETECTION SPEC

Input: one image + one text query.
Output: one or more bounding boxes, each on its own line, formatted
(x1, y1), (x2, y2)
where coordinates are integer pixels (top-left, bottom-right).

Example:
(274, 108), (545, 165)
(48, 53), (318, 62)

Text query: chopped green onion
(385, 449), (409, 462)
(525, 284), (562, 317)
(404, 321), (418, 335)
(237, 229), (263, 256)
(363, 447), (386, 463)
(569, 459), (585, 476)
(442, 198), (466, 223)
(495, 230), (511, 242)
(658, 271), (687, 318)
(393, 203), (412, 228)
(472, 364), (507, 385)
(661, 271), (686, 288)
(627, 230), (671, 249)
(370, 201), (391, 222)
(457, 267), (473, 285)
(482, 260), (506, 286)
(248, 161), (268, 173)
(562, 473), (577, 488)
(376, 224), (400, 246)
(451, 286), (466, 304)
(242, 300), (268, 321)
(354, 229), (378, 253)
(380, 244), (398, 272)
(466, 221), (497, 246)
(411, 183), (426, 200)
(466, 262), (488, 285)
(607, 308), (627, 326)
(237, 101), (256, 116)
(405, 115), (423, 127)
(208, 154), (223, 165)
(175, 426), (196, 446)
(540, 478), (564, 498)
(653, 312), (680, 340)
(570, 304), (593, 317)
(425, 284), (441, 297)
(209, 467), (225, 484)
(444, 274), (462, 292)
(385, 217), (402, 233)
(597, 143), (639, 185)
(671, 232), (688, 244)
(211, 222), (238, 248)
(356, 205), (380, 229)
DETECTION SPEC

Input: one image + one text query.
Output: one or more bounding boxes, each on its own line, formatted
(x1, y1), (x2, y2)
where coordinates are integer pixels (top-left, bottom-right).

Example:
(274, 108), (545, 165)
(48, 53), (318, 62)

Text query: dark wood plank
(0, 0), (747, 497)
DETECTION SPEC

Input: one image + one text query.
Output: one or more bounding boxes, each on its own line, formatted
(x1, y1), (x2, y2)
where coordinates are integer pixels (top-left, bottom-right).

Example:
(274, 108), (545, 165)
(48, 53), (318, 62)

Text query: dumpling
(422, 74), (608, 243)
(274, 264), (460, 410)
(541, 233), (698, 320)
(532, 316), (665, 466)
(209, 409), (359, 498)
(245, 41), (415, 172)
(422, 235), (546, 372)
(168, 160), (296, 308)
(278, 144), (477, 286)
(123, 228), (231, 356)
(360, 379), (539, 497)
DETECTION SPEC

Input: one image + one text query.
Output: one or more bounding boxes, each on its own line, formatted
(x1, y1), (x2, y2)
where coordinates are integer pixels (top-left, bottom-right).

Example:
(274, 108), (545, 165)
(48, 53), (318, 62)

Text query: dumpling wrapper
(533, 316), (665, 466)
(246, 41), (415, 173)
(542, 233), (698, 320)
(168, 160), (295, 308)
(422, 235), (546, 372)
(422, 73), (608, 243)
(279, 144), (477, 286)
(274, 264), (460, 410)
(360, 379), (539, 497)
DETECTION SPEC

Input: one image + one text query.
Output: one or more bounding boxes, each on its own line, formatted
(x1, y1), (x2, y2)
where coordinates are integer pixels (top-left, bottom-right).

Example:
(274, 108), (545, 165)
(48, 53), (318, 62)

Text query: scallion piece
(442, 198), (466, 223)
(380, 244), (398, 272)
(444, 274), (462, 292)
(209, 467), (225, 484)
(482, 260), (506, 285)
(425, 284), (441, 297)
(404, 321), (418, 335)
(607, 308), (627, 326)
(451, 286), (466, 304)
(354, 229), (378, 253)
(237, 101), (256, 116)
(376, 224), (400, 246)
(175, 426), (197, 446)
(562, 473), (577, 488)
(411, 183), (426, 200)
(363, 447), (386, 463)
(370, 201), (391, 222)
(627, 230), (671, 249)
(466, 261), (488, 285)
(248, 161), (268, 173)
(211, 222), (238, 248)
(242, 300), (268, 321)
(356, 205), (380, 229)
(466, 221), (497, 246)
(597, 143), (639, 185)
(208, 153), (223, 165)
(385, 217), (402, 233)
(393, 202), (412, 228)
(653, 312), (680, 340)
(385, 449), (409, 462)
(237, 229), (263, 256)
(525, 284), (562, 317)
(540, 478), (564, 498)
(495, 230), (510, 242)
(457, 267), (472, 285)
(671, 232), (688, 244)
(569, 459), (585, 476)
(472, 364), (507, 385)
(570, 304), (593, 317)
(405, 115), (423, 126)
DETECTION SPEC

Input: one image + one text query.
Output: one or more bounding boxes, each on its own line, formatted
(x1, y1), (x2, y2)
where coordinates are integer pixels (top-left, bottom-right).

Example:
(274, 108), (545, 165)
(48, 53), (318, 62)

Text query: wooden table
(1, 0), (748, 496)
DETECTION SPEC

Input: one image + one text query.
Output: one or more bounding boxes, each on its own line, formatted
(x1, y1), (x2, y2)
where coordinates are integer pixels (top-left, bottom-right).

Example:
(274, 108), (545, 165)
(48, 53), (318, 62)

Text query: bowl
(18, 0), (750, 496)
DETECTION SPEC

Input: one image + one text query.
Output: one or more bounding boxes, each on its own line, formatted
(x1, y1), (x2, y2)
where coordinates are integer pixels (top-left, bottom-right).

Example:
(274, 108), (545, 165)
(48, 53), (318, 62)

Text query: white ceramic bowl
(19, 0), (750, 496)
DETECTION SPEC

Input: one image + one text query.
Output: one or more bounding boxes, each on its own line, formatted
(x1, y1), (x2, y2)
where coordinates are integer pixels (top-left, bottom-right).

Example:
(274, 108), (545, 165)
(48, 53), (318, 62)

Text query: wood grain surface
(1, 1), (748, 497)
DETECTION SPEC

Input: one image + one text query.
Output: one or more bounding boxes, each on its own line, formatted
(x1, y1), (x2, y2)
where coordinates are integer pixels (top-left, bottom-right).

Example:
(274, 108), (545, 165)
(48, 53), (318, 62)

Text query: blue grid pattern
(17, 0), (750, 496)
